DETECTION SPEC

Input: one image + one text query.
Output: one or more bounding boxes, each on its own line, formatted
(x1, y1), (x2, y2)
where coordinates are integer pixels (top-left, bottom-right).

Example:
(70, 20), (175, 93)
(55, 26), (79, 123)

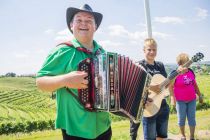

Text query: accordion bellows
(78, 52), (151, 123)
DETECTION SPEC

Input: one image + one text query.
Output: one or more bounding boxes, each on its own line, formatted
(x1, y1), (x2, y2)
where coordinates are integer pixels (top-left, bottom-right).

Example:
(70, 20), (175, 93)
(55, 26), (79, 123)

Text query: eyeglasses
(73, 19), (95, 25)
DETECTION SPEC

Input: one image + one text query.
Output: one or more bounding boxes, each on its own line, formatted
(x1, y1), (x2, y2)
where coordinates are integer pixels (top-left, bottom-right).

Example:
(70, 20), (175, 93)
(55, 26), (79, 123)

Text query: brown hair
(176, 53), (190, 65)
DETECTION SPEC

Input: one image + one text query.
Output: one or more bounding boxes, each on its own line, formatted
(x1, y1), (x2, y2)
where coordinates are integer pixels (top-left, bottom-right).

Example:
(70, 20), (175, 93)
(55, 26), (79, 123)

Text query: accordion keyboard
(78, 58), (93, 109)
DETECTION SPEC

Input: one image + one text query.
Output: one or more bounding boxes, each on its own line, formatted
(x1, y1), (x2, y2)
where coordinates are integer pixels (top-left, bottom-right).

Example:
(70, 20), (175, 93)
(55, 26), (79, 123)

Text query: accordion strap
(57, 41), (102, 55)
(57, 41), (73, 48)
(66, 88), (79, 100)
(65, 88), (96, 112)
(59, 41), (99, 112)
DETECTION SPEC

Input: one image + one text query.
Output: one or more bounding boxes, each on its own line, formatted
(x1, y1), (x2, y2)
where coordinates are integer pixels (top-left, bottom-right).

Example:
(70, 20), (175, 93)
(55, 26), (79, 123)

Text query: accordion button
(85, 103), (91, 108)
(86, 59), (90, 63)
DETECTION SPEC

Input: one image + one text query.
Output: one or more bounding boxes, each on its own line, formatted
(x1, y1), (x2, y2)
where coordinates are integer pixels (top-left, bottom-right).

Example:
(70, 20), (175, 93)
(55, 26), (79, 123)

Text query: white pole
(144, 0), (152, 38)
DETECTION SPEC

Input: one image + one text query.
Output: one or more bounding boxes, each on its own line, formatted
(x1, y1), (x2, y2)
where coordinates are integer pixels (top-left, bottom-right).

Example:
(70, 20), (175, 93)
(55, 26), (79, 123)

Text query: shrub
(0, 120), (55, 135)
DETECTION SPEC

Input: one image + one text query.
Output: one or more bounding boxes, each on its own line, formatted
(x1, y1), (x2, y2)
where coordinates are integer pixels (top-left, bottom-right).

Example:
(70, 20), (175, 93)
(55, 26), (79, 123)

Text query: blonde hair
(176, 53), (190, 65)
(144, 38), (157, 49)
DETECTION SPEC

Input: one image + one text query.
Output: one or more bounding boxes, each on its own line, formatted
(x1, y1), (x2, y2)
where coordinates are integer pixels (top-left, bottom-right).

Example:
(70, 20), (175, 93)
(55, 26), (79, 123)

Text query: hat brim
(66, 7), (103, 33)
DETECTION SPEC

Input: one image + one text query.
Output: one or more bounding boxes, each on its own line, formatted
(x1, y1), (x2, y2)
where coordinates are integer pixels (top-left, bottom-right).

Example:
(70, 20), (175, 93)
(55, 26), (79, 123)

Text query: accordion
(77, 52), (151, 123)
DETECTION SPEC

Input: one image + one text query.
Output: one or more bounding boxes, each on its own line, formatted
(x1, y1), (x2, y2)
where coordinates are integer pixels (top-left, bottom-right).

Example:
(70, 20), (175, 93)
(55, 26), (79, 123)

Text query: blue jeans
(142, 99), (169, 140)
(176, 99), (196, 126)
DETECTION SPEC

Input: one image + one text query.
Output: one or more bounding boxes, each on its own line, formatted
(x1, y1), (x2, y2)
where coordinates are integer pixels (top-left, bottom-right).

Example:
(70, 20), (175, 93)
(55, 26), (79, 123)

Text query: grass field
(0, 77), (56, 123)
(1, 109), (210, 140)
(196, 74), (210, 99)
(0, 75), (209, 140)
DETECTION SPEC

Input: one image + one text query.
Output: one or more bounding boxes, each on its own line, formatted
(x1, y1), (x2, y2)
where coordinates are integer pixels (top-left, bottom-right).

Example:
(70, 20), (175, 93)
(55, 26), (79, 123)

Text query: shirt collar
(144, 59), (156, 66)
(71, 38), (102, 54)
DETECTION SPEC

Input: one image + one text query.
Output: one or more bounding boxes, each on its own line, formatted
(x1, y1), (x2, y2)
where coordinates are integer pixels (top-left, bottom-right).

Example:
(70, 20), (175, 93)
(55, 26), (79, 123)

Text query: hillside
(0, 77), (56, 123)
(165, 61), (210, 75)
(0, 76), (210, 139)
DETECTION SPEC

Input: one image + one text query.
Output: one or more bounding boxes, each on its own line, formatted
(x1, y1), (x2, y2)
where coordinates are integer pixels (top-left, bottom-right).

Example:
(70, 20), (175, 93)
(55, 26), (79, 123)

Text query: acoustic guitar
(143, 52), (204, 117)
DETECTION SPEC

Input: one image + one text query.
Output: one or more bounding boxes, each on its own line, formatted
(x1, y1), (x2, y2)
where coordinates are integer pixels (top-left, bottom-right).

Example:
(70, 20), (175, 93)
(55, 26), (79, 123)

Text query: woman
(169, 53), (203, 140)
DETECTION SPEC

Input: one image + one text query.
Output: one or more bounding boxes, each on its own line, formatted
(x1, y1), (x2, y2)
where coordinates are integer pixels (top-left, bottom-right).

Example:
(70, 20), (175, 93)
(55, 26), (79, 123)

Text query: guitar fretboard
(160, 60), (193, 89)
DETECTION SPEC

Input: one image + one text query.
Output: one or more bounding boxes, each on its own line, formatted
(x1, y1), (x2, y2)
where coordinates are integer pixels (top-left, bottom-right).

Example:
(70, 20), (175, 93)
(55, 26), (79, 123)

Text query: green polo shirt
(36, 38), (111, 139)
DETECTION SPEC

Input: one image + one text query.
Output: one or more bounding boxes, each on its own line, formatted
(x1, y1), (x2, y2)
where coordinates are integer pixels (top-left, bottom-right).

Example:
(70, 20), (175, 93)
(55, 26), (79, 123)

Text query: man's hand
(145, 97), (153, 107)
(64, 71), (88, 89)
(149, 84), (161, 94)
(36, 71), (88, 92)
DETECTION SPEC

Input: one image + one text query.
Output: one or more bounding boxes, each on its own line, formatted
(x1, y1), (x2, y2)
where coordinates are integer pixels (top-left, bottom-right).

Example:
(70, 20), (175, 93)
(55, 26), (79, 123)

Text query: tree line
(0, 72), (35, 78)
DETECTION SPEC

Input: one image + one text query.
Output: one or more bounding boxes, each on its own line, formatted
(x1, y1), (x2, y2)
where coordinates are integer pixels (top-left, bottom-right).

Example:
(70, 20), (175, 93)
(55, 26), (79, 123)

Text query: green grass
(0, 77), (36, 91)
(0, 77), (56, 123)
(0, 76), (209, 139)
(1, 109), (210, 140)
(196, 74), (210, 99)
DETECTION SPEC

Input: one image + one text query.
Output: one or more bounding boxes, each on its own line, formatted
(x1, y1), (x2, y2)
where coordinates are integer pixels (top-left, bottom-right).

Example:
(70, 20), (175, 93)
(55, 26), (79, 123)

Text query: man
(36, 4), (111, 140)
(130, 38), (187, 140)
(130, 38), (169, 140)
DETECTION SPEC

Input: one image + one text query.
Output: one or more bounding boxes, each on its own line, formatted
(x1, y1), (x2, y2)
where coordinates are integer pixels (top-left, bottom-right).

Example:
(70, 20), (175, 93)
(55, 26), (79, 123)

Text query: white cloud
(107, 24), (171, 41)
(44, 28), (73, 42)
(55, 28), (73, 42)
(195, 8), (208, 20)
(12, 49), (47, 59)
(136, 22), (147, 28)
(154, 16), (184, 24)
(13, 53), (29, 58)
(44, 29), (55, 34)
(197, 44), (208, 49)
(153, 32), (172, 40)
(57, 28), (71, 35)
(108, 25), (146, 41)
(55, 36), (73, 42)
(35, 49), (46, 54)
(98, 40), (126, 55)
(95, 28), (103, 34)
(131, 31), (146, 40)
(108, 25), (129, 37)
(99, 40), (123, 48)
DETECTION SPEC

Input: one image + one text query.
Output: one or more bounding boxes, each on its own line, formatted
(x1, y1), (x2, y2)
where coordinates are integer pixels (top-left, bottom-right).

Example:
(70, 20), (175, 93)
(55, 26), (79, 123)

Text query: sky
(0, 0), (209, 75)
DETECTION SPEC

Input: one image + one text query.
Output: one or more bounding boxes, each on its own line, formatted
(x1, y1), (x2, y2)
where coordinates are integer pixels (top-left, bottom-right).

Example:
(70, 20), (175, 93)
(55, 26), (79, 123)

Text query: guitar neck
(160, 60), (193, 88)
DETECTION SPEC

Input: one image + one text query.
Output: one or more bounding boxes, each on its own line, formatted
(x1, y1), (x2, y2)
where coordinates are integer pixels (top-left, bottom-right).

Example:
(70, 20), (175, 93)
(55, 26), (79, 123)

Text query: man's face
(144, 45), (157, 61)
(70, 12), (96, 42)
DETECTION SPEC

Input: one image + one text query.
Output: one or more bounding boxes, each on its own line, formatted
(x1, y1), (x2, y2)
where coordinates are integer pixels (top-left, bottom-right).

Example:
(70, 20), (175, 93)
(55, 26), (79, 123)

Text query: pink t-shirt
(173, 70), (196, 101)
